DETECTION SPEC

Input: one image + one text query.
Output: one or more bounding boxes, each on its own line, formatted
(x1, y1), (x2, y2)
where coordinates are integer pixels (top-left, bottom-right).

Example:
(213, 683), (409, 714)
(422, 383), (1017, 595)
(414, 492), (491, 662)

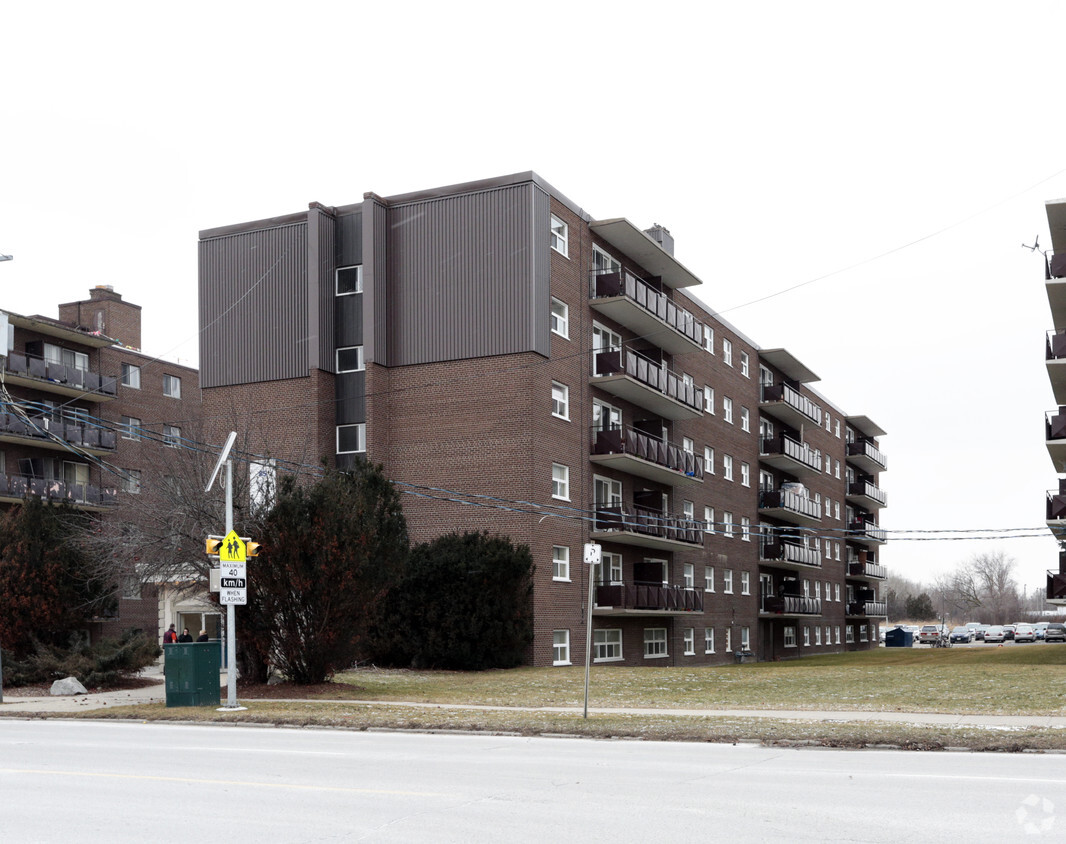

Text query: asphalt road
(1, 721), (1062, 842)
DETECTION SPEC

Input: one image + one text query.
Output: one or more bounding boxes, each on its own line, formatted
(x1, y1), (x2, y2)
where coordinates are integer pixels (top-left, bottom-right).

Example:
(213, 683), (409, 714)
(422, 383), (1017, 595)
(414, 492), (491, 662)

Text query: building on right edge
(1044, 199), (1066, 607)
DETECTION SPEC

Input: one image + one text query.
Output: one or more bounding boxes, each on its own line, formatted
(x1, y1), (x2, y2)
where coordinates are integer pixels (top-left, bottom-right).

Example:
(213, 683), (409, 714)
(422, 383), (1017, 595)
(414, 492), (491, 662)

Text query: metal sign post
(582, 542), (601, 719)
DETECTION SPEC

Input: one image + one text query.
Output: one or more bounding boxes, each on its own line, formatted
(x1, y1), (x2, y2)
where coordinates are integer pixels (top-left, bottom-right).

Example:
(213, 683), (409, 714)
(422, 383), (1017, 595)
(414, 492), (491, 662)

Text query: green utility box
(164, 641), (221, 707)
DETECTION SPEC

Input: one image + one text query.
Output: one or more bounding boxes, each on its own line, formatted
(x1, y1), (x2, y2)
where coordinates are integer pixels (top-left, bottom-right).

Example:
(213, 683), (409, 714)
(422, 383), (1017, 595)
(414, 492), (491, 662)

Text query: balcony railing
(594, 581), (704, 613)
(847, 560), (887, 579)
(846, 439), (887, 471)
(0, 412), (117, 452)
(849, 518), (887, 544)
(1047, 490), (1066, 521)
(761, 595), (822, 616)
(2, 352), (117, 400)
(591, 426), (704, 482)
(1048, 329), (1066, 360)
(590, 271), (704, 351)
(847, 479), (887, 507)
(760, 539), (822, 568)
(758, 487), (822, 522)
(760, 382), (822, 427)
(847, 600), (887, 617)
(0, 472), (117, 507)
(1048, 409), (1066, 440)
(593, 504), (704, 547)
(761, 434), (822, 474)
(592, 349), (703, 417)
(1048, 571), (1066, 601)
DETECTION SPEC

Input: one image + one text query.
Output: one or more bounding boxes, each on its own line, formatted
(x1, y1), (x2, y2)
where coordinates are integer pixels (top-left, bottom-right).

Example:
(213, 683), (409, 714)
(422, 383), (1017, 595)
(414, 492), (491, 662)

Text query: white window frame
(336, 265), (363, 295)
(741, 626), (750, 651)
(704, 446), (715, 474)
(723, 397), (733, 424)
(835, 583), (841, 602)
(705, 565), (715, 592)
(704, 326), (714, 353)
(550, 214), (569, 257)
(121, 363), (140, 389)
(723, 338), (733, 366)
(723, 511), (734, 539)
(162, 374), (181, 399)
(725, 628), (733, 653)
(846, 626), (855, 643)
(740, 406), (750, 432)
(705, 627), (715, 654)
(741, 462), (750, 487)
(551, 381), (570, 420)
(120, 415), (141, 441)
(723, 454), (734, 481)
(860, 624), (869, 642)
(553, 630), (571, 666)
(741, 570), (750, 593)
(815, 626), (822, 646)
(741, 517), (751, 543)
(683, 628), (695, 656)
(594, 629), (623, 662)
(550, 297), (569, 338)
(784, 626), (797, 648)
(723, 569), (734, 594)
(336, 346), (364, 373)
(835, 626), (842, 644)
(803, 626), (811, 646)
(740, 351), (749, 377)
(703, 385), (715, 413)
(121, 468), (141, 494)
(163, 424), (180, 448)
(683, 563), (695, 589)
(704, 506), (715, 535)
(552, 545), (570, 581)
(336, 423), (366, 454)
(644, 627), (668, 659)
(551, 463), (570, 501)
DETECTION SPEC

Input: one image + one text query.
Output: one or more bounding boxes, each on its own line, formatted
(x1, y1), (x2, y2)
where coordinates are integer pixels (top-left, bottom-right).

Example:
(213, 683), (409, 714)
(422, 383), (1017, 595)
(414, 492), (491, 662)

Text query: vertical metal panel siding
(338, 211), (363, 266)
(198, 223), (309, 388)
(385, 183), (540, 365)
(532, 186), (551, 358)
(314, 213), (336, 372)
(335, 371), (366, 424)
(335, 294), (363, 349)
(366, 199), (389, 366)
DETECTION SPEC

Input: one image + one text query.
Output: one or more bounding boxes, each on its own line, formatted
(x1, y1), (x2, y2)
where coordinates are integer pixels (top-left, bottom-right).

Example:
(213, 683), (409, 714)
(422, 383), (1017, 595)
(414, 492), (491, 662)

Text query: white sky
(3, 1), (1066, 593)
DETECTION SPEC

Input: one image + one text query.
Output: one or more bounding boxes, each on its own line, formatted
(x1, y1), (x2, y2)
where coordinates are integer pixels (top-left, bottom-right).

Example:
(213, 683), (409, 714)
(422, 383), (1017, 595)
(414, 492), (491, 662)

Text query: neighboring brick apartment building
(0, 286), (200, 642)
(1043, 198), (1066, 609)
(198, 172), (888, 666)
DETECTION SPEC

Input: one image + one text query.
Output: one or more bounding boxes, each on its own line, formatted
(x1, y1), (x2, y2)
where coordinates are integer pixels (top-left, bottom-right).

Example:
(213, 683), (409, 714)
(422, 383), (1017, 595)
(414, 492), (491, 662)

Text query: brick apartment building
(198, 172), (888, 666)
(0, 286), (201, 642)
(1043, 198), (1066, 608)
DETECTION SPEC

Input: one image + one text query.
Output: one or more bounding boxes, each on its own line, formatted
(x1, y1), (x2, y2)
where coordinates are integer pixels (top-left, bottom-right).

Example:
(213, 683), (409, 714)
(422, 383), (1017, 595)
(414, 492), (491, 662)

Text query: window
(723, 338), (733, 366)
(704, 446), (715, 474)
(682, 437), (694, 457)
(683, 500), (694, 522)
(683, 628), (695, 655)
(553, 630), (571, 665)
(644, 628), (668, 658)
(825, 412), (832, 432)
(784, 626), (797, 647)
(705, 628), (715, 653)
(835, 626), (842, 644)
(593, 399), (621, 433)
(552, 545), (570, 581)
(551, 382), (570, 420)
(120, 416), (141, 440)
(550, 298), (569, 338)
(740, 462), (750, 487)
(723, 397), (733, 424)
(336, 265), (363, 295)
(121, 469), (141, 494)
(741, 570), (750, 593)
(834, 543), (841, 561)
(835, 583), (841, 602)
(552, 463), (570, 500)
(596, 552), (623, 586)
(826, 626), (832, 645)
(703, 385), (715, 413)
(740, 351), (749, 377)
(846, 626), (855, 643)
(592, 323), (621, 376)
(723, 454), (733, 481)
(593, 246), (620, 274)
(594, 475), (622, 512)
(163, 374), (181, 399)
(121, 363), (140, 389)
(835, 420), (841, 438)
(163, 424), (180, 448)
(803, 626), (811, 646)
(704, 326), (714, 353)
(683, 563), (695, 589)
(835, 501), (841, 520)
(740, 407), (750, 432)
(741, 626), (750, 651)
(723, 569), (734, 593)
(337, 423), (366, 454)
(835, 460), (841, 479)
(723, 511), (734, 538)
(860, 624), (868, 642)
(336, 346), (364, 372)
(725, 628), (733, 652)
(550, 214), (569, 256)
(704, 506), (715, 535)
(594, 629), (622, 661)
(741, 517), (751, 543)
(704, 566), (715, 592)
(815, 627), (822, 645)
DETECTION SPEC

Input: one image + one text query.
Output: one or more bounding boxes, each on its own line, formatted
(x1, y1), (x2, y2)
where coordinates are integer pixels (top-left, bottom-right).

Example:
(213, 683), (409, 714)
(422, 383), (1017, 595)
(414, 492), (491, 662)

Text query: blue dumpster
(884, 627), (913, 648)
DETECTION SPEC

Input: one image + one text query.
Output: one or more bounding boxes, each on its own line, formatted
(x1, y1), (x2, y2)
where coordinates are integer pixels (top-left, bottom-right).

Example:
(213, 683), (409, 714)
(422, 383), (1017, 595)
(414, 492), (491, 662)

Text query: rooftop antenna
(1022, 235), (1042, 253)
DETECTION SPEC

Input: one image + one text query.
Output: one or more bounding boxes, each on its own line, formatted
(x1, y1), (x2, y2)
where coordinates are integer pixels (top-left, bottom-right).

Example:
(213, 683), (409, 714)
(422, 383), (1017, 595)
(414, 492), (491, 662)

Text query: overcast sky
(3, 1), (1066, 594)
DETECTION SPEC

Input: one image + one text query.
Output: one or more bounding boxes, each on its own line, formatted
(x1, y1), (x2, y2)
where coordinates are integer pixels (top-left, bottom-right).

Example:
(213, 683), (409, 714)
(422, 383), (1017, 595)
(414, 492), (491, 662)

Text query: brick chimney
(58, 286), (142, 349)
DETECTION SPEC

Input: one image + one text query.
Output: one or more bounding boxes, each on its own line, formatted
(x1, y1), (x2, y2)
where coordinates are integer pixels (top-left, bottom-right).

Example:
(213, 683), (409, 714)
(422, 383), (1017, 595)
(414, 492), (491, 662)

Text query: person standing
(177, 628), (194, 643)
(196, 630), (209, 642)
(163, 624), (178, 644)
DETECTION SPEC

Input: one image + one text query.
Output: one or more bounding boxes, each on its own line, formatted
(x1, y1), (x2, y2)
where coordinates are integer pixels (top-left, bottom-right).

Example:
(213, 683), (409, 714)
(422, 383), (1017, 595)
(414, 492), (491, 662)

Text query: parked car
(984, 625), (1006, 643)
(974, 624), (991, 641)
(1014, 623), (1037, 643)
(918, 625), (943, 645)
(1002, 625), (1017, 641)
(1034, 622), (1050, 640)
(1045, 623), (1066, 642)
(949, 626), (973, 644)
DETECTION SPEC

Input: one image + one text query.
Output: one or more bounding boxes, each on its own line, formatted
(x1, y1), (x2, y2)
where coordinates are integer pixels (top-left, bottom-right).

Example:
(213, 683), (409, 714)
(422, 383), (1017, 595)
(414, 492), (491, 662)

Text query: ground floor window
(683, 628), (695, 655)
(784, 625), (796, 647)
(644, 627), (668, 658)
(594, 628), (622, 661)
(835, 626), (842, 644)
(859, 624), (868, 642)
(705, 627), (715, 653)
(803, 626), (810, 646)
(846, 625), (855, 643)
(740, 626), (750, 650)
(553, 630), (570, 665)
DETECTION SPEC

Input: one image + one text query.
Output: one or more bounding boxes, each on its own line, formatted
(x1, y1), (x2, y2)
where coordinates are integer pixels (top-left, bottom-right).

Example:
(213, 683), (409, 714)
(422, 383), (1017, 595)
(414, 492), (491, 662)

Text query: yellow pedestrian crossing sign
(220, 530), (247, 563)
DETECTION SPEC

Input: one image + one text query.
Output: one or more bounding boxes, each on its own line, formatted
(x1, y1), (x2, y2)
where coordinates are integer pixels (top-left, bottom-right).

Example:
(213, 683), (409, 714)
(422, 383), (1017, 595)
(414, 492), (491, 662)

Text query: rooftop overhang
(846, 415), (887, 438)
(4, 312), (117, 348)
(759, 349), (819, 384)
(1046, 199), (1066, 255)
(589, 219), (702, 289)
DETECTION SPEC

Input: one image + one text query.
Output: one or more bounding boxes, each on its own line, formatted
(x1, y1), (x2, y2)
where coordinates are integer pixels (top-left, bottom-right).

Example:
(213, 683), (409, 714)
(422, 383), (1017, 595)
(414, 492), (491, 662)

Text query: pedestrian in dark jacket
(163, 624), (177, 644)
(177, 628), (194, 643)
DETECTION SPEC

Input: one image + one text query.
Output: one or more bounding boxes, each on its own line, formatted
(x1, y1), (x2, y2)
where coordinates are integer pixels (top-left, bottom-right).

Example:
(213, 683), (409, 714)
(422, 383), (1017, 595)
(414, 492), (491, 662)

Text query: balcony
(0, 472), (117, 510)
(848, 518), (887, 546)
(2, 352), (117, 402)
(0, 412), (117, 455)
(590, 426), (703, 487)
(847, 560), (888, 580)
(1046, 488), (1066, 537)
(1048, 331), (1066, 404)
(591, 505), (705, 551)
(589, 271), (704, 355)
(758, 487), (821, 527)
(760, 595), (822, 616)
(760, 539), (822, 570)
(846, 479), (887, 509)
(593, 582), (704, 616)
(591, 349), (703, 420)
(759, 382), (822, 429)
(1047, 409), (1066, 471)
(1047, 571), (1066, 605)
(760, 434), (822, 477)
(846, 439), (887, 473)
(847, 600), (888, 617)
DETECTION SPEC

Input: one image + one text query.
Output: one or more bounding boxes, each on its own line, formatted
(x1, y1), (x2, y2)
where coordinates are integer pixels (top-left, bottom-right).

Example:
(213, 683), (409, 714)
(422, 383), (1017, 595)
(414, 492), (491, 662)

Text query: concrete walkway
(3, 672), (1065, 729)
